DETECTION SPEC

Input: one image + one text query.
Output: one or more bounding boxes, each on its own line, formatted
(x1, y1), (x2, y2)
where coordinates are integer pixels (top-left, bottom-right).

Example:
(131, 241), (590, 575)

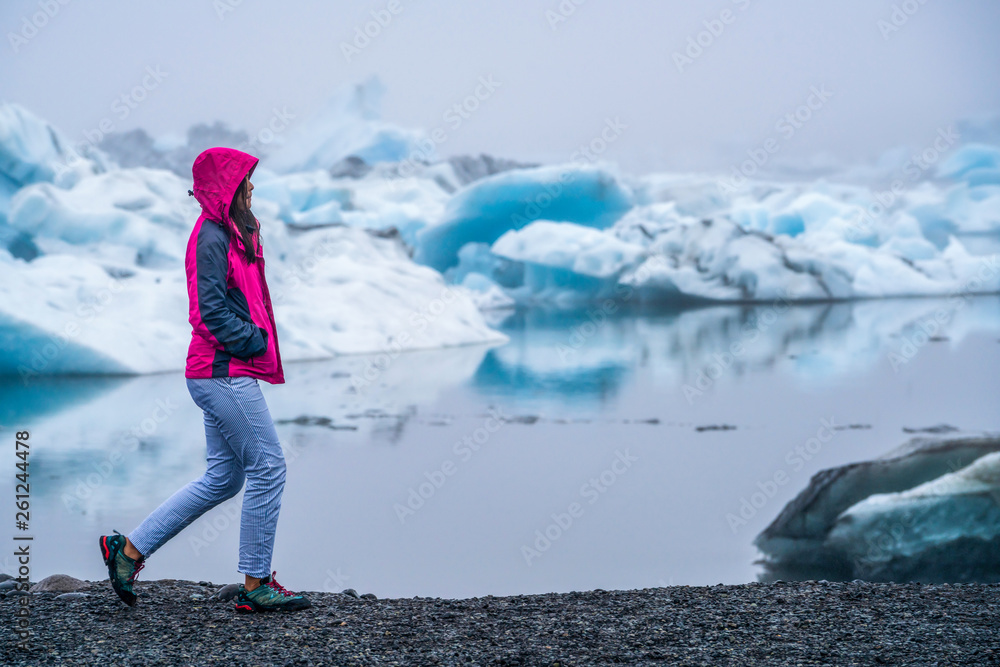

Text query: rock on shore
(2, 578), (998, 665)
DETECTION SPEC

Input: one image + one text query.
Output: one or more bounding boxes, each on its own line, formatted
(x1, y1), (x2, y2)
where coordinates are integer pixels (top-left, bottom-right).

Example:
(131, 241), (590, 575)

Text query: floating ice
(0, 220), (505, 377)
(3, 94), (1000, 377)
(756, 432), (1000, 582)
(8, 167), (197, 268)
(412, 161), (999, 306)
(493, 221), (646, 279)
(937, 143), (1000, 186)
(489, 221), (646, 306)
(414, 163), (634, 272)
(825, 451), (1000, 579)
(615, 203), (999, 304)
(251, 165), (450, 244)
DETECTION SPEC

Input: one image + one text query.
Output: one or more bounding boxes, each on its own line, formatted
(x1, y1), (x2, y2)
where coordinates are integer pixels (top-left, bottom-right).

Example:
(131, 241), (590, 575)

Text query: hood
(191, 147), (258, 233)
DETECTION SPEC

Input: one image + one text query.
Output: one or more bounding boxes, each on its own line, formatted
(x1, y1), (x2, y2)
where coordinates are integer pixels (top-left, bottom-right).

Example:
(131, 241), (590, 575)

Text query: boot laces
(128, 559), (145, 584)
(265, 571), (294, 597)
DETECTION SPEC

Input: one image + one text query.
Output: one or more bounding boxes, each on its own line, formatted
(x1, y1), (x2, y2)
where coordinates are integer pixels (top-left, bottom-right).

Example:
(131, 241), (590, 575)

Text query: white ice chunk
(492, 221), (645, 279)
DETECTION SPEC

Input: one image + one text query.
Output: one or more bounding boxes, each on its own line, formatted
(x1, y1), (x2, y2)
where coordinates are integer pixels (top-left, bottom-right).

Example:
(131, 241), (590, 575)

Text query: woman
(99, 147), (310, 613)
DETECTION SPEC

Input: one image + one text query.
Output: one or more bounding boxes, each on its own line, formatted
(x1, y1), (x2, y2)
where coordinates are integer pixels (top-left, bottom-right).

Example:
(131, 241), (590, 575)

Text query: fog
(2, 0), (999, 173)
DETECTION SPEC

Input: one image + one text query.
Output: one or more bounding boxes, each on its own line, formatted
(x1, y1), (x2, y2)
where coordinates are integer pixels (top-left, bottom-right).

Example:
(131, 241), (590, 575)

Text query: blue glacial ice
(414, 159), (999, 306)
(0, 103), (110, 237)
(0, 103), (109, 190)
(938, 143), (1000, 186)
(414, 163), (634, 272)
(2, 84), (1000, 375)
(488, 221), (646, 306)
(756, 432), (1000, 582)
(0, 100), (505, 377)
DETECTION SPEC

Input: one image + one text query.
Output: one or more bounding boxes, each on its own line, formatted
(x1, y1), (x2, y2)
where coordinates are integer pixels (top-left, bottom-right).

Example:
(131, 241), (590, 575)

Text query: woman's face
(244, 177), (254, 211)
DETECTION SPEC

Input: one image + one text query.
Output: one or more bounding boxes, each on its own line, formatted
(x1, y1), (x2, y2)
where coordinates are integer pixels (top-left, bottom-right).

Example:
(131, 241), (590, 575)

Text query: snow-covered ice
(0, 103), (505, 377)
(2, 79), (999, 375)
(0, 217), (505, 377)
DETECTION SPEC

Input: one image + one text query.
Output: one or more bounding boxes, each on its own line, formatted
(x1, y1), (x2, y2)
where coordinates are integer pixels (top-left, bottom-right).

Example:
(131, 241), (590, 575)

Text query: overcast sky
(2, 0), (999, 174)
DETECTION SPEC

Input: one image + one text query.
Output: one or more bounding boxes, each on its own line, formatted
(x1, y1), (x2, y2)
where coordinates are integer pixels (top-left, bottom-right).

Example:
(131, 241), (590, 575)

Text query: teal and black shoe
(99, 530), (145, 607)
(234, 571), (312, 613)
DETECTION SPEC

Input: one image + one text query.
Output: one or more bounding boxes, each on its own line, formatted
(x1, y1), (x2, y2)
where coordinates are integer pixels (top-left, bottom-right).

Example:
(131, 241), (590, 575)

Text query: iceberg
(98, 122), (251, 178)
(490, 221), (646, 306)
(937, 143), (1000, 186)
(825, 452), (1000, 581)
(411, 156), (998, 306)
(493, 221), (646, 280)
(756, 432), (1000, 582)
(3, 88), (1000, 378)
(0, 220), (505, 377)
(0, 124), (504, 377)
(617, 213), (999, 303)
(251, 165), (450, 244)
(0, 97), (508, 377)
(40, 84), (1000, 309)
(8, 167), (196, 267)
(0, 103), (111, 254)
(0, 103), (109, 191)
(265, 76), (431, 173)
(414, 163), (634, 272)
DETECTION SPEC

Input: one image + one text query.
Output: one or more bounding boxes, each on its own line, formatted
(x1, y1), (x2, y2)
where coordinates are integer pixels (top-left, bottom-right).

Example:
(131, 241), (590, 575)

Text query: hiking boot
(99, 530), (145, 607)
(234, 571), (312, 613)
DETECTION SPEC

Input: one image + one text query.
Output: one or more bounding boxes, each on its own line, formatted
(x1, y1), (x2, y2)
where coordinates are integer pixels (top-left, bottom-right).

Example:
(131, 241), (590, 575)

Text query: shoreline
(3, 578), (998, 665)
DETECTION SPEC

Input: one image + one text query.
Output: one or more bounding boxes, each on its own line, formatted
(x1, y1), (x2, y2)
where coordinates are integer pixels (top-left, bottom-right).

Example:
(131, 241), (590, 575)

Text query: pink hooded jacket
(184, 147), (284, 384)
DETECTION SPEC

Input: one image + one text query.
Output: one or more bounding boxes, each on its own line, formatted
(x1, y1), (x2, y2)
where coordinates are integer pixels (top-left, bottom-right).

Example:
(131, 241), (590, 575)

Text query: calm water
(2, 296), (998, 599)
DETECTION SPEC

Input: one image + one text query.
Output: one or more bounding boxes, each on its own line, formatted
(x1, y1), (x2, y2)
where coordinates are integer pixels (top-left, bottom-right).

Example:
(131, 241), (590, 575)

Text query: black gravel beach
(2, 578), (998, 666)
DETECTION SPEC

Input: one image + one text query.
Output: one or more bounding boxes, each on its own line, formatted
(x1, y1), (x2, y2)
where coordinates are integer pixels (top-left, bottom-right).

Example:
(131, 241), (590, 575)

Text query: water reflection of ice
(15, 298), (1000, 515)
(475, 296), (1000, 403)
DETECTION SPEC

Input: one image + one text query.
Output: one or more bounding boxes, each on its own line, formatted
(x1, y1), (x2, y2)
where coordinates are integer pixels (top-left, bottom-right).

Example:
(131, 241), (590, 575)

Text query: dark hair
(229, 176), (258, 264)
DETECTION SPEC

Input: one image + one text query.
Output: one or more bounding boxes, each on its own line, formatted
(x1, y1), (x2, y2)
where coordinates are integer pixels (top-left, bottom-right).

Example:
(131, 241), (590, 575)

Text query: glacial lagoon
(2, 296), (998, 599)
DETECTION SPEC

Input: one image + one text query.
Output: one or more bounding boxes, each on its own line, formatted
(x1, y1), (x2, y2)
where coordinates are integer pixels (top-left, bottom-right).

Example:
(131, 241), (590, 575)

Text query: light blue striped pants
(128, 376), (286, 578)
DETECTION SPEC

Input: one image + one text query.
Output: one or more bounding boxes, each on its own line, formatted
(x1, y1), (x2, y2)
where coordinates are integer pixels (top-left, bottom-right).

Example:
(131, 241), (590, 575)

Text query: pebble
(2, 578), (996, 666)
(341, 588), (360, 598)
